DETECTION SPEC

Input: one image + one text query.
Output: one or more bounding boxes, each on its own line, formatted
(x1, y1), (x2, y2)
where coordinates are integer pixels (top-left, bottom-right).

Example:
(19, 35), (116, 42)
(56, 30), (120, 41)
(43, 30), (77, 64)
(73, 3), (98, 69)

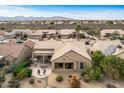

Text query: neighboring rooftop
(101, 29), (124, 36)
(0, 43), (24, 58)
(25, 40), (35, 49)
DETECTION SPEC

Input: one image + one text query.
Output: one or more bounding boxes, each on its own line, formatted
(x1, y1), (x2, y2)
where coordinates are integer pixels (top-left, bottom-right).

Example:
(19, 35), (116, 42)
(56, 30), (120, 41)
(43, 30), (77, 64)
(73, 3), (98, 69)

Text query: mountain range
(0, 16), (73, 21)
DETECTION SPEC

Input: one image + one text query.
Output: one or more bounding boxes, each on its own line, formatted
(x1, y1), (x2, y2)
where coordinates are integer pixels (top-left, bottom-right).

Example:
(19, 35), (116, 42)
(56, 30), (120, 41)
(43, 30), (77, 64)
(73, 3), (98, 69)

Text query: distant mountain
(0, 16), (73, 21)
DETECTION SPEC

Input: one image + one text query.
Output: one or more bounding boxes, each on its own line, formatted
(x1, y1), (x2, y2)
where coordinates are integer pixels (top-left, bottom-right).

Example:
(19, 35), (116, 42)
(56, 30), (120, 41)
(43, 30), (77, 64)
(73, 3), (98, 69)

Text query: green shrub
(29, 78), (34, 84)
(16, 68), (28, 80)
(83, 74), (90, 82)
(88, 66), (103, 81)
(56, 75), (63, 82)
(12, 59), (31, 77)
(27, 69), (32, 77)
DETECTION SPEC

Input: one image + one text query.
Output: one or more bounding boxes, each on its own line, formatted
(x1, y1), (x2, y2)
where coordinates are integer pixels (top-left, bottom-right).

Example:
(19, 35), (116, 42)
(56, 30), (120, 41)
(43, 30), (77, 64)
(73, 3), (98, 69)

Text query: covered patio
(32, 50), (53, 64)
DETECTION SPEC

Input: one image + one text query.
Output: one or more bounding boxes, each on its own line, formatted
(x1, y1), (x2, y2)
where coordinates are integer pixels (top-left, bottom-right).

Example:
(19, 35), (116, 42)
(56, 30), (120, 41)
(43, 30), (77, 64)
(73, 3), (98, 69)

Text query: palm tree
(75, 24), (81, 40)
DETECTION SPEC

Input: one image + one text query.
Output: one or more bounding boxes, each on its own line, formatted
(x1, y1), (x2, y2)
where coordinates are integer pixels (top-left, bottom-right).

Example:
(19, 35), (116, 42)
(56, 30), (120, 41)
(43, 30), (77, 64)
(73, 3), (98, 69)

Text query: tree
(86, 28), (101, 37)
(88, 66), (103, 81)
(50, 21), (54, 25)
(106, 21), (113, 25)
(75, 24), (81, 40)
(100, 56), (121, 80)
(92, 51), (105, 66)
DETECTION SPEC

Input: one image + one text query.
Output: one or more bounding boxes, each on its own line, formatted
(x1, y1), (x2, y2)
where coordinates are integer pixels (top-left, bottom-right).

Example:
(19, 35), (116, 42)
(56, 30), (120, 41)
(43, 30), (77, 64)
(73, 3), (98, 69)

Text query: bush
(88, 66), (103, 81)
(56, 75), (63, 82)
(29, 78), (34, 84)
(8, 79), (20, 88)
(16, 68), (28, 80)
(70, 79), (80, 88)
(12, 59), (31, 77)
(27, 69), (32, 77)
(83, 74), (90, 82)
(106, 84), (116, 88)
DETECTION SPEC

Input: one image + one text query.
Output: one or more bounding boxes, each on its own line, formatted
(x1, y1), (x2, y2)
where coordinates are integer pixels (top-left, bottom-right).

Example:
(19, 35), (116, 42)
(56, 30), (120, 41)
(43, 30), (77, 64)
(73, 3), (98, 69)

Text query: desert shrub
(27, 69), (32, 77)
(83, 74), (90, 82)
(70, 79), (80, 88)
(16, 68), (28, 80)
(69, 75), (72, 78)
(56, 75), (63, 82)
(29, 78), (34, 84)
(69, 74), (81, 88)
(8, 79), (20, 88)
(106, 84), (116, 88)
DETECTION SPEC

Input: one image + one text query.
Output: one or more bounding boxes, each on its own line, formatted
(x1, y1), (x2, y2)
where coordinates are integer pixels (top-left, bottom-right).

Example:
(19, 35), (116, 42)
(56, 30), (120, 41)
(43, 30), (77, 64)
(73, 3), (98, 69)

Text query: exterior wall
(66, 50), (92, 70)
(52, 55), (77, 71)
(52, 50), (92, 71)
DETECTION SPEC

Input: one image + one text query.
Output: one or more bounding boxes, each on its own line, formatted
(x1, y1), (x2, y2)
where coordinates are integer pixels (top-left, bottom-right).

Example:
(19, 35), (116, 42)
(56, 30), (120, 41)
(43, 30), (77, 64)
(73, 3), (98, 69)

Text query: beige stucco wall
(52, 50), (92, 71)
(52, 55), (77, 69)
(66, 50), (92, 69)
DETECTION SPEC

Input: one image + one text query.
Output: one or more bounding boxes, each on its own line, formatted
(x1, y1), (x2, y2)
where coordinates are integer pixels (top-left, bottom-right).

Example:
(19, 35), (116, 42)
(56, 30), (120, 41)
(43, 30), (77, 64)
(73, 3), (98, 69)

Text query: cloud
(0, 5), (124, 20)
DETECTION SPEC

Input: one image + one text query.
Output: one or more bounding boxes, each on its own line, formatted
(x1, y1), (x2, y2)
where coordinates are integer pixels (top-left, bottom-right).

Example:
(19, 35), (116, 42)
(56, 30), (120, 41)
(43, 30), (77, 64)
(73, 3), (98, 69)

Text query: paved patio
(30, 63), (52, 79)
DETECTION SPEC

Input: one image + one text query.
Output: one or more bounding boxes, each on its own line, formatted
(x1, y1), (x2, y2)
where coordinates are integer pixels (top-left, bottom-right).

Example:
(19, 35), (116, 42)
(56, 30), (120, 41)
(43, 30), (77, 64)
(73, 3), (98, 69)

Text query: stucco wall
(52, 50), (92, 71)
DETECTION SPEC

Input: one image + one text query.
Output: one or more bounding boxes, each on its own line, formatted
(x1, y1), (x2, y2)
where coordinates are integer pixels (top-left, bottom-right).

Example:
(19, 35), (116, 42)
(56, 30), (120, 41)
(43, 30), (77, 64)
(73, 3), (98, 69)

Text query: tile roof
(51, 42), (91, 61)
(0, 43), (25, 58)
(34, 41), (91, 61)
(101, 29), (124, 36)
(25, 40), (35, 49)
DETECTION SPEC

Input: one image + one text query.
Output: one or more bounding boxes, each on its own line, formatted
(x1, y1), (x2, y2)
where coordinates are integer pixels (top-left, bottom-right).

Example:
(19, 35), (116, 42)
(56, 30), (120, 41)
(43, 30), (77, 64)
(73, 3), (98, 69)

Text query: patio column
(43, 55), (45, 64)
(63, 63), (65, 70)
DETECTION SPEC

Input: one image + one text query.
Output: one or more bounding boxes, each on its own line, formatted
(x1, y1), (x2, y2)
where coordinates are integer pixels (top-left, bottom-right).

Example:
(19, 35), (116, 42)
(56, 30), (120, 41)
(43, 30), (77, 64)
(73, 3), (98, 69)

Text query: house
(113, 47), (124, 60)
(90, 39), (124, 59)
(0, 40), (35, 66)
(100, 29), (124, 37)
(29, 29), (77, 40)
(0, 30), (5, 36)
(4, 29), (32, 39)
(32, 41), (92, 71)
(28, 30), (58, 40)
(60, 29), (76, 39)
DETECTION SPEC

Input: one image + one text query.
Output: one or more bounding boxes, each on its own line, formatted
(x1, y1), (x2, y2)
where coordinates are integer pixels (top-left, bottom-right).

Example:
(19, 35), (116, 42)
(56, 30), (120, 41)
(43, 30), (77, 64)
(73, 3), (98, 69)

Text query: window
(65, 63), (74, 69)
(80, 62), (84, 69)
(55, 63), (63, 69)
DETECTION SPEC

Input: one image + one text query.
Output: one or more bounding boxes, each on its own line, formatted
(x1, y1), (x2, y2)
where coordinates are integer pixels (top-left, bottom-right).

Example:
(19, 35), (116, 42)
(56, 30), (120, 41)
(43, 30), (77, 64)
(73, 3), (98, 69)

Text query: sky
(0, 5), (124, 20)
